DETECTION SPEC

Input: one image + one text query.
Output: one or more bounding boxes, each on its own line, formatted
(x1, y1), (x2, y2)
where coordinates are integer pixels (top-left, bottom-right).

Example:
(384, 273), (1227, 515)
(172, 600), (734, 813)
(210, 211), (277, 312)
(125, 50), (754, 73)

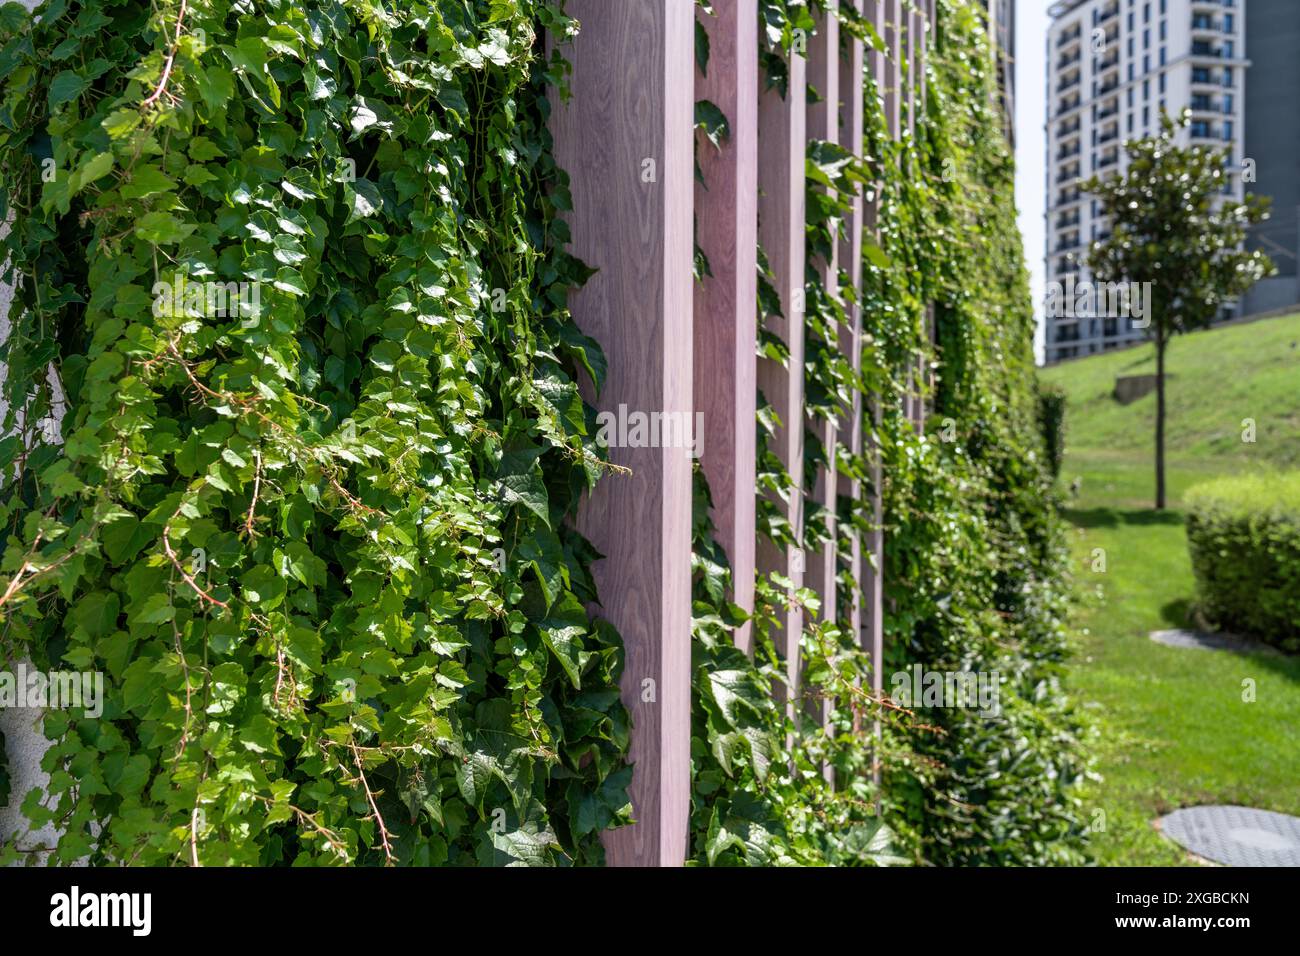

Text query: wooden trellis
(550, 0), (929, 866)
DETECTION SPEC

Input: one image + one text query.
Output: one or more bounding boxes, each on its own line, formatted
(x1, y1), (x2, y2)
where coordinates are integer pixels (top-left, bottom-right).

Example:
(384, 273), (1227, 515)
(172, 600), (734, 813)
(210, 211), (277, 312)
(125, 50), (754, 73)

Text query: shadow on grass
(1061, 506), (1186, 530)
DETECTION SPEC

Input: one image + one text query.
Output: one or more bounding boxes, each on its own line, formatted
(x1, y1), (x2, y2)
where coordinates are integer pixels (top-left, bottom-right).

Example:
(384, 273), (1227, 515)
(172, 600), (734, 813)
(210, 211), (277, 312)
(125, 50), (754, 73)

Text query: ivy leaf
(694, 99), (730, 150)
(135, 211), (196, 245)
(516, 527), (567, 609)
(120, 165), (176, 200)
(537, 592), (587, 689)
(48, 69), (87, 107)
(495, 440), (550, 528)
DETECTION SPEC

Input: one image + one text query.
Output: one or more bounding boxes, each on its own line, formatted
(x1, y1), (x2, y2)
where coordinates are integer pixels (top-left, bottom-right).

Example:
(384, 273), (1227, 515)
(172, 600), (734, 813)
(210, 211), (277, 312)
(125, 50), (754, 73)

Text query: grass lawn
(1042, 312), (1300, 865)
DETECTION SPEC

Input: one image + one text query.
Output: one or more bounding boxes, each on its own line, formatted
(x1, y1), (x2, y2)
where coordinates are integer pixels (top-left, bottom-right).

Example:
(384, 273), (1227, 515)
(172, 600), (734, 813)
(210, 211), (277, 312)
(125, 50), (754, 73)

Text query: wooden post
(862, 0), (887, 732)
(804, 2), (839, 729)
(551, 0), (694, 867)
(756, 35), (807, 715)
(695, 0), (759, 653)
(838, 0), (866, 651)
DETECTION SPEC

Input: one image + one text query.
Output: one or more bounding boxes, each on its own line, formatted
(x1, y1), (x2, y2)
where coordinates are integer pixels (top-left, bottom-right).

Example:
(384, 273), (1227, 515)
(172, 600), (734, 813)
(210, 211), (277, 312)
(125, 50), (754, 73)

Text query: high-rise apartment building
(1240, 0), (1300, 316)
(1044, 0), (1249, 364)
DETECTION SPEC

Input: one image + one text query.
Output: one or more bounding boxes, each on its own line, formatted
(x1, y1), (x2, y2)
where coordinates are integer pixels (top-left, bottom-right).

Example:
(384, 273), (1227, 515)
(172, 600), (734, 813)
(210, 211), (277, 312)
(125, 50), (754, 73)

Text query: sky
(1013, 0), (1050, 364)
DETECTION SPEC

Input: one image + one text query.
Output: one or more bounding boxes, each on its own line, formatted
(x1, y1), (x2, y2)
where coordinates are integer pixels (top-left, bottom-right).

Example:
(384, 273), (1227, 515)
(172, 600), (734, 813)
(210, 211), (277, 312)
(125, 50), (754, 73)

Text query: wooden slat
(695, 0), (759, 653)
(551, 0), (694, 867)
(884, 0), (901, 140)
(862, 0), (887, 720)
(838, 0), (866, 651)
(804, 1), (839, 729)
(755, 39), (807, 716)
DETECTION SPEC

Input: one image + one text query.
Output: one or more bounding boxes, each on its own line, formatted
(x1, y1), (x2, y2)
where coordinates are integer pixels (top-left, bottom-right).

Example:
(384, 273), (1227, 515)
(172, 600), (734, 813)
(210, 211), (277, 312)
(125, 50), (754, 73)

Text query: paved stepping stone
(1149, 628), (1271, 654)
(1158, 806), (1300, 867)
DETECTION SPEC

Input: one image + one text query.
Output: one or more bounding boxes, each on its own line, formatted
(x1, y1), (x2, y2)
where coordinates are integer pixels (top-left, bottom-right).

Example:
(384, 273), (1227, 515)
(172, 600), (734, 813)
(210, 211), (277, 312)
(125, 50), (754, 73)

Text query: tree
(1083, 111), (1273, 510)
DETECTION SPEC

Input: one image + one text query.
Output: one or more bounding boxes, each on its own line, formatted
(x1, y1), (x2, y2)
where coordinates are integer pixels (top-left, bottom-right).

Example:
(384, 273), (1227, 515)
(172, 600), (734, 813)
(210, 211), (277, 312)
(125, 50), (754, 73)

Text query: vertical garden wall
(0, 0), (1086, 867)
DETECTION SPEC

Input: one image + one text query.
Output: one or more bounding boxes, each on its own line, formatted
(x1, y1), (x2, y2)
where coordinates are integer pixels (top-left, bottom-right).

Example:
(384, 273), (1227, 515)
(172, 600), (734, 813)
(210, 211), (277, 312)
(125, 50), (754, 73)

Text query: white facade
(1044, 0), (1249, 364)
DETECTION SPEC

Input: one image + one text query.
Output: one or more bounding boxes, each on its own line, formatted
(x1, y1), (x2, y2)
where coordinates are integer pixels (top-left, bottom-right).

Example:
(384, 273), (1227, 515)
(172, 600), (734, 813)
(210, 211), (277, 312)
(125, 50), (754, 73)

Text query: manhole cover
(1159, 806), (1300, 867)
(1149, 629), (1268, 654)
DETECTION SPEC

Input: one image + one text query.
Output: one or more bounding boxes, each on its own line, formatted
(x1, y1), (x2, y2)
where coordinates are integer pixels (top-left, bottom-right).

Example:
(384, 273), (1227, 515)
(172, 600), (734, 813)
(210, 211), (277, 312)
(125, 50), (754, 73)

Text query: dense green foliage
(685, 0), (902, 868)
(1185, 474), (1300, 652)
(866, 1), (1088, 864)
(684, 0), (1089, 866)
(0, 0), (1085, 867)
(0, 0), (632, 866)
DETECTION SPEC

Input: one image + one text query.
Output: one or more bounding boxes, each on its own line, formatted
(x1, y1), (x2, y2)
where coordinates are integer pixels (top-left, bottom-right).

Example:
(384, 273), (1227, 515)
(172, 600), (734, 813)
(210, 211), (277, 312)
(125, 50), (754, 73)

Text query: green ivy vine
(0, 0), (631, 866)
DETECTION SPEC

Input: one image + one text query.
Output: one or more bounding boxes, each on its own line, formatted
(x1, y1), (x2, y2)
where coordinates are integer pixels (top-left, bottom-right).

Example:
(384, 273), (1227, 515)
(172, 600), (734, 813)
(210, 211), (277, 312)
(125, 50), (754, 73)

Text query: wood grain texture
(755, 44), (807, 715)
(550, 0), (694, 867)
(695, 0), (758, 653)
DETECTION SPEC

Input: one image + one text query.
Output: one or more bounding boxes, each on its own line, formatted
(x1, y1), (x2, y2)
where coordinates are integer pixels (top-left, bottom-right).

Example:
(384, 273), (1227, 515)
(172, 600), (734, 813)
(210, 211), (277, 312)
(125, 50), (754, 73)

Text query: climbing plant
(866, 0), (1090, 865)
(0, 0), (631, 866)
(688, 0), (1090, 867)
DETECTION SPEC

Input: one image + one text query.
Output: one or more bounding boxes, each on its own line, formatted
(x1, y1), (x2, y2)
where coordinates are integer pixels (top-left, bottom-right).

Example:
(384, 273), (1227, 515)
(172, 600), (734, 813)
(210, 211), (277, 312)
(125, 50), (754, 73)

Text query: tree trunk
(1155, 336), (1167, 510)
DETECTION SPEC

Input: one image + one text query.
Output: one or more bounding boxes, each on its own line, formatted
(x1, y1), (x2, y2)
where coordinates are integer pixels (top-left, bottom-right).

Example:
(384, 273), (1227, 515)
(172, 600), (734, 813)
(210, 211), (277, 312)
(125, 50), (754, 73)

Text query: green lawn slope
(1038, 312), (1300, 866)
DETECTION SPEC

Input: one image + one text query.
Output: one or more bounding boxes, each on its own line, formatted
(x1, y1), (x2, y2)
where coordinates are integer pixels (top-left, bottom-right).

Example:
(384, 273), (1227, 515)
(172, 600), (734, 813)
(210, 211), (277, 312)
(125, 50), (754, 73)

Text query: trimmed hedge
(1185, 474), (1300, 653)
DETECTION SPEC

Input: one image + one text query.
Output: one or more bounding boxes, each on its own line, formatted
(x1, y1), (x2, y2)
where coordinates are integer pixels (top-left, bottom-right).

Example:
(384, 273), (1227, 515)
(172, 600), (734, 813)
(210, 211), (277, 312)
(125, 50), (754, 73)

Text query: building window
(1159, 73), (1166, 94)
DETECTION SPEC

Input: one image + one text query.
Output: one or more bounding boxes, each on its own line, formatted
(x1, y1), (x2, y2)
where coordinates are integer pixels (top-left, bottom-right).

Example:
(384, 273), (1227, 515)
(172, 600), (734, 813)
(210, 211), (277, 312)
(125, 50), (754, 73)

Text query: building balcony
(1191, 41), (1226, 58)
(1057, 51), (1081, 70)
(1057, 75), (1081, 93)
(1056, 145), (1081, 160)
(1057, 28), (1082, 49)
(1056, 213), (1081, 229)
(1057, 95), (1082, 116)
(1098, 128), (1119, 144)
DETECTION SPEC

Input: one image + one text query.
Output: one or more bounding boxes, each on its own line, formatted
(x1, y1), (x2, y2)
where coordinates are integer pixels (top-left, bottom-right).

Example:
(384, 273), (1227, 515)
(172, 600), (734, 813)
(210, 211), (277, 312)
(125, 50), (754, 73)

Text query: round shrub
(1185, 474), (1300, 653)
